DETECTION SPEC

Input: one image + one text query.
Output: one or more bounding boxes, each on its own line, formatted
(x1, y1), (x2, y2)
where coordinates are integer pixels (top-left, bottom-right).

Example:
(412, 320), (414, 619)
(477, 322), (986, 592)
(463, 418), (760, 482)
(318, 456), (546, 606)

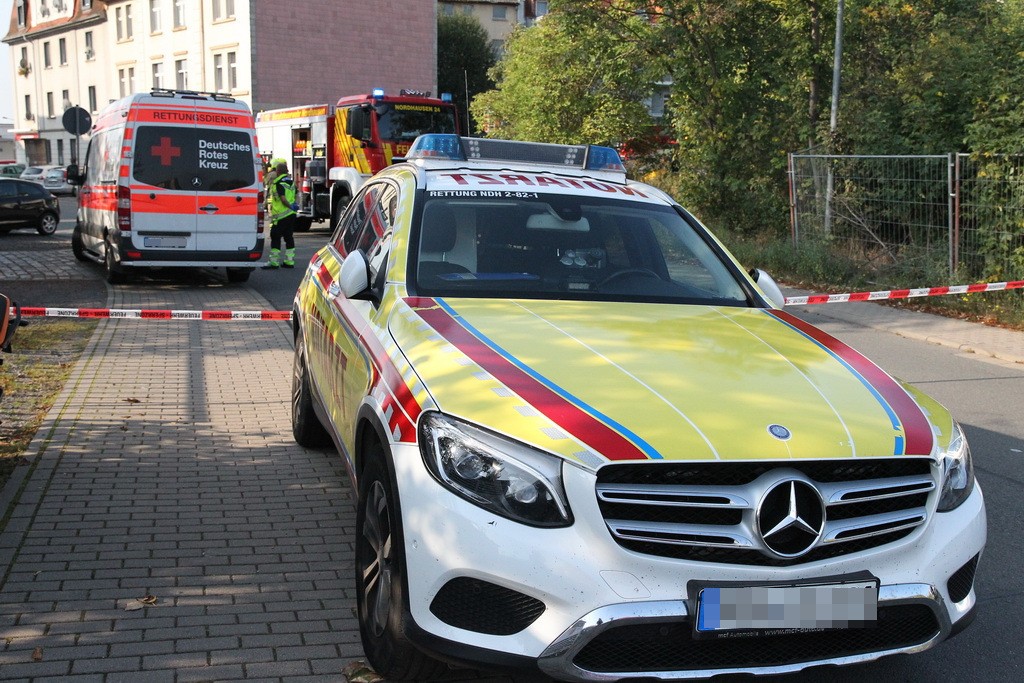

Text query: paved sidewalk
(0, 283), (370, 680)
(784, 288), (1024, 366)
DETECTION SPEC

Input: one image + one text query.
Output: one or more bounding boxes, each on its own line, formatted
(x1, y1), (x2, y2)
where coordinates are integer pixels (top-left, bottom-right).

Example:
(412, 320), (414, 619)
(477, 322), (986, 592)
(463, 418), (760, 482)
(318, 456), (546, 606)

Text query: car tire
(291, 335), (332, 448)
(104, 237), (127, 284)
(37, 211), (59, 236)
(225, 267), (252, 283)
(71, 225), (89, 262)
(356, 449), (447, 681)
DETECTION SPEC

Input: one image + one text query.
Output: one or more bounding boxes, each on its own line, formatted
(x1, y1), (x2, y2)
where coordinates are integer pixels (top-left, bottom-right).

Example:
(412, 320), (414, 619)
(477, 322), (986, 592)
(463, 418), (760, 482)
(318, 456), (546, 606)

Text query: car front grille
(596, 459), (935, 566)
(572, 604), (940, 673)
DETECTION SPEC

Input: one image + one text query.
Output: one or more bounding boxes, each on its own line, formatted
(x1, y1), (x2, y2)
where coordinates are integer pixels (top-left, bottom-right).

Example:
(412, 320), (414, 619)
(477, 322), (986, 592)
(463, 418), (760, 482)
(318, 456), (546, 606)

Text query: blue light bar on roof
(371, 88), (385, 100)
(440, 92), (453, 103)
(405, 135), (626, 175)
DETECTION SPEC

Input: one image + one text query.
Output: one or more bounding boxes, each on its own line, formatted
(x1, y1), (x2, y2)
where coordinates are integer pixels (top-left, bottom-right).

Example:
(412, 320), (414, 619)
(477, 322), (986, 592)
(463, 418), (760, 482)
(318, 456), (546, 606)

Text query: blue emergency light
(405, 134), (626, 174)
(440, 92), (453, 103)
(371, 88), (385, 100)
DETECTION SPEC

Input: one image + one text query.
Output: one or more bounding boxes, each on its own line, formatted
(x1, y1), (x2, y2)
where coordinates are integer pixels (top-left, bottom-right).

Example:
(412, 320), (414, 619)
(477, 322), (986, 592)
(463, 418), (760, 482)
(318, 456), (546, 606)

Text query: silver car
(42, 167), (75, 196)
(19, 165), (60, 184)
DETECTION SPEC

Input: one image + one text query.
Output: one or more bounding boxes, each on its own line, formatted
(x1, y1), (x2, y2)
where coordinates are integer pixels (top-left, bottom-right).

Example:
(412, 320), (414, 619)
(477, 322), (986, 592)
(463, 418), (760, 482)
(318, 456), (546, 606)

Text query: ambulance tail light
(257, 190), (265, 234)
(117, 185), (132, 230)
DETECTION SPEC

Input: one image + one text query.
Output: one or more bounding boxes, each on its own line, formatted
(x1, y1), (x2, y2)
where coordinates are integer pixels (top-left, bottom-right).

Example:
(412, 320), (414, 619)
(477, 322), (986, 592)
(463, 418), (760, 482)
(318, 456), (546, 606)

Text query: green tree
(471, 8), (661, 146)
(438, 12), (497, 135)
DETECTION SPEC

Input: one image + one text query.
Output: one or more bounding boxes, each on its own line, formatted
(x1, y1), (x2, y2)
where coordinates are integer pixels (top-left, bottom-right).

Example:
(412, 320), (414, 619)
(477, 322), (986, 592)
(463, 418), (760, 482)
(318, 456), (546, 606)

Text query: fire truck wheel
(295, 216), (313, 233)
(332, 196), (350, 232)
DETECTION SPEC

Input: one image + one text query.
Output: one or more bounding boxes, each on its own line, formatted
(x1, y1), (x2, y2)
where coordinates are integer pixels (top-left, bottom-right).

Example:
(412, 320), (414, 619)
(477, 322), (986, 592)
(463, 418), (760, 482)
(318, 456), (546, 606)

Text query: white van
(69, 89), (265, 283)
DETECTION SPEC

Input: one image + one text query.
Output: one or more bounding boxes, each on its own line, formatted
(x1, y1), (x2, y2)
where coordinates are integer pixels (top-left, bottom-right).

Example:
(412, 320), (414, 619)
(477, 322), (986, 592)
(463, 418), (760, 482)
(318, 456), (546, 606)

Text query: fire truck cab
(255, 89), (459, 232)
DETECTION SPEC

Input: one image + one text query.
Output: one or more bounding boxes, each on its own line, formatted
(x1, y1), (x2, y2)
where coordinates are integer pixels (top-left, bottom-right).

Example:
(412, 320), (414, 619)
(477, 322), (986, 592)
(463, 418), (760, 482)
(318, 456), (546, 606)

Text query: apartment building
(3, 0), (437, 165)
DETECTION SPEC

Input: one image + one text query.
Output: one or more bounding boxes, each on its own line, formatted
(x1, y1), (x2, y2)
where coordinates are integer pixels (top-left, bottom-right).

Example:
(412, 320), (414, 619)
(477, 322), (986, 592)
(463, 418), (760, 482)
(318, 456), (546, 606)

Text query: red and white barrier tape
(783, 280), (1023, 306)
(17, 307), (292, 321)
(7, 280), (1022, 319)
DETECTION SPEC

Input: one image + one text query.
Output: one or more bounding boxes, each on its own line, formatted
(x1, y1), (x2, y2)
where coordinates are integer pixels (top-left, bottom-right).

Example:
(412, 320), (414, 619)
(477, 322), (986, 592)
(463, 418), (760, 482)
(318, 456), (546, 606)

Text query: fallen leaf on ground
(342, 660), (382, 682)
(32, 647), (42, 661)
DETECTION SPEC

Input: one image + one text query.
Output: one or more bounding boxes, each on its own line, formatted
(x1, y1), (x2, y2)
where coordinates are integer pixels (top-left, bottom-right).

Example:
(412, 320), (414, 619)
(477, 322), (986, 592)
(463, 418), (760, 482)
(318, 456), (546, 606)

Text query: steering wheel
(597, 267), (663, 289)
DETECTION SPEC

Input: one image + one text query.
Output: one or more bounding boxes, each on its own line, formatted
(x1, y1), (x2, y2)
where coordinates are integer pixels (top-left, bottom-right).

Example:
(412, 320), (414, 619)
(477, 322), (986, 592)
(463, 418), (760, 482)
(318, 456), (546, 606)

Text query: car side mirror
(66, 164), (82, 185)
(749, 269), (786, 309)
(339, 250), (371, 299)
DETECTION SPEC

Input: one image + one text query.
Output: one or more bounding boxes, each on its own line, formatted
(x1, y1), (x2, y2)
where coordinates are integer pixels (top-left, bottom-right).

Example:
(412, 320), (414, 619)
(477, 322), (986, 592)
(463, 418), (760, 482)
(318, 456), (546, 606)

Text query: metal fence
(788, 153), (1024, 280)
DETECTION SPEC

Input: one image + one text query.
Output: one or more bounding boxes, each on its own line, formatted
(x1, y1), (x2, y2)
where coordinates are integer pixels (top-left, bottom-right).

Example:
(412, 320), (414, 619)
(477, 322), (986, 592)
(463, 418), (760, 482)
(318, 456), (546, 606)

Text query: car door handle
(199, 204), (219, 212)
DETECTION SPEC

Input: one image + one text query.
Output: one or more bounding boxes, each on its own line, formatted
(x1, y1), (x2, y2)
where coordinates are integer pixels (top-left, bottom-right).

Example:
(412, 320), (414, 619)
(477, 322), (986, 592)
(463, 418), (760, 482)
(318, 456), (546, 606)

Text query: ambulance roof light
(405, 135), (626, 176)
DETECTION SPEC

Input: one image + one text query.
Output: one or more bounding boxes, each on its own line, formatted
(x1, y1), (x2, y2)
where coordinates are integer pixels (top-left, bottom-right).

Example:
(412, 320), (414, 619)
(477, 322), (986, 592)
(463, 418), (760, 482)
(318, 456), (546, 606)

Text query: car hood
(392, 297), (945, 470)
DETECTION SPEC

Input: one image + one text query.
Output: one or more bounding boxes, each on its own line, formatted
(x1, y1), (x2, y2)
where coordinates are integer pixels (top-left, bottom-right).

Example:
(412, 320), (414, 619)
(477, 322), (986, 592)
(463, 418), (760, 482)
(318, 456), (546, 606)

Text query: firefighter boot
(282, 248), (296, 269)
(262, 248), (280, 269)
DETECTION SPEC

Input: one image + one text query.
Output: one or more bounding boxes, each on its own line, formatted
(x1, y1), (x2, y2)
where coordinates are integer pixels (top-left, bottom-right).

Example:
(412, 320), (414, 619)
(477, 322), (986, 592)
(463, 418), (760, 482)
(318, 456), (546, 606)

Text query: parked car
(0, 163), (26, 177)
(292, 134), (985, 681)
(0, 178), (61, 235)
(43, 167), (75, 196)
(19, 164), (59, 183)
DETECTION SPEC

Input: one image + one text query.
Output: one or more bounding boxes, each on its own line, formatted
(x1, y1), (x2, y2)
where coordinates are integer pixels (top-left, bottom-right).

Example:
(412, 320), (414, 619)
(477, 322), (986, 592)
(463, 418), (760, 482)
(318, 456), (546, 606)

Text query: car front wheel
(37, 211), (59, 235)
(291, 335), (332, 448)
(356, 450), (446, 681)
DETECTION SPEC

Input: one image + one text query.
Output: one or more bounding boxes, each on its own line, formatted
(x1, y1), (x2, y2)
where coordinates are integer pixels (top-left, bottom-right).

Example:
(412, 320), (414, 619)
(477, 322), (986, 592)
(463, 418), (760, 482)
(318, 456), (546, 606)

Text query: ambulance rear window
(133, 126), (256, 191)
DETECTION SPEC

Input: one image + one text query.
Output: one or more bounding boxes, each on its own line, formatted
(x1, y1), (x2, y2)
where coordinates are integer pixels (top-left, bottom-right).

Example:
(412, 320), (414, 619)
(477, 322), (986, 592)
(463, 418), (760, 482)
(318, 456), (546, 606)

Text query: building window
(213, 51), (237, 92)
(119, 67), (136, 97)
(58, 140), (65, 165)
(82, 0), (92, 9)
(175, 59), (188, 89)
(62, 90), (70, 110)
(85, 32), (94, 59)
(152, 62), (164, 89)
(16, 0), (26, 28)
(173, 0), (186, 28)
(47, 92), (55, 118)
(59, 39), (68, 65)
(44, 42), (52, 69)
(116, 5), (135, 40)
(212, 0), (234, 21)
(441, 3), (454, 15)
(150, 0), (162, 33)
(24, 95), (31, 120)
(492, 6), (507, 20)
(88, 86), (97, 113)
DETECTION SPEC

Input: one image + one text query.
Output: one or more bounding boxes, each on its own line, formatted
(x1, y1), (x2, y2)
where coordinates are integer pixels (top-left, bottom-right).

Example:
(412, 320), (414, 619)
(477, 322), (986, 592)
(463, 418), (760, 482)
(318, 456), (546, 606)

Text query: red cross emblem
(151, 137), (181, 166)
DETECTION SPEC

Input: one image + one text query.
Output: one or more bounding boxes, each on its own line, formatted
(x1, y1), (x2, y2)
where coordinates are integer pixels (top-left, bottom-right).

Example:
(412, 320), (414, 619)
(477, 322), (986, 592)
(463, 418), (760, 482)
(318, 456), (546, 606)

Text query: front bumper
(391, 447), (986, 681)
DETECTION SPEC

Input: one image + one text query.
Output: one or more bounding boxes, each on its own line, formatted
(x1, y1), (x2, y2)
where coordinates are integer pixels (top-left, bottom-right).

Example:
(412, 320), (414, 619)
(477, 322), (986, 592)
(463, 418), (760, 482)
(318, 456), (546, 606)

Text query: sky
(0, 0), (12, 124)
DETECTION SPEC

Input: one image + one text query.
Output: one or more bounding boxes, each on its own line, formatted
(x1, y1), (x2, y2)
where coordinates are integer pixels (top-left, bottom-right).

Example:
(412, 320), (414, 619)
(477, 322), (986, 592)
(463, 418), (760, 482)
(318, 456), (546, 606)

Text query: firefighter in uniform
(263, 158), (299, 269)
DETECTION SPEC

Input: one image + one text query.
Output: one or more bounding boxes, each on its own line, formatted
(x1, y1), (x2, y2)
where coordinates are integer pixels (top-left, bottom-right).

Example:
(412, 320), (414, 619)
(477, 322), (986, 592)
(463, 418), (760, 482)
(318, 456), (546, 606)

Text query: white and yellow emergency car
(291, 134), (985, 681)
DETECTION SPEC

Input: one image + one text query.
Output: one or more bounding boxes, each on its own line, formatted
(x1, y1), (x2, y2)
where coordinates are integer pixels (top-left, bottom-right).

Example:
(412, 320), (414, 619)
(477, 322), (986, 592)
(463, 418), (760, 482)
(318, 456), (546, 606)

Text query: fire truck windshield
(375, 103), (458, 142)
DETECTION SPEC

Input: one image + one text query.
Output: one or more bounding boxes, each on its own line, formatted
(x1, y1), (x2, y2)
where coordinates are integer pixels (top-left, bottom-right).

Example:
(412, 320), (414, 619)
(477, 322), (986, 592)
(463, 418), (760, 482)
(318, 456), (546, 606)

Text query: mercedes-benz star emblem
(191, 176), (203, 188)
(757, 480), (825, 558)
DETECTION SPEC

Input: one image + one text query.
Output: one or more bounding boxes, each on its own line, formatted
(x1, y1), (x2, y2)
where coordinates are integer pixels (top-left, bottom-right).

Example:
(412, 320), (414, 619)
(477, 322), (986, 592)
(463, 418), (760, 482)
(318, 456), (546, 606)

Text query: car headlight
(937, 422), (975, 512)
(418, 412), (573, 527)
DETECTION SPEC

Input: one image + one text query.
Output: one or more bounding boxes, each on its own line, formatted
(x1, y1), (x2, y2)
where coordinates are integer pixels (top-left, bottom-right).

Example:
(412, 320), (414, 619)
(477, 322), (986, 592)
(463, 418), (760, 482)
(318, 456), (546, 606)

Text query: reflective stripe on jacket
(269, 173), (297, 223)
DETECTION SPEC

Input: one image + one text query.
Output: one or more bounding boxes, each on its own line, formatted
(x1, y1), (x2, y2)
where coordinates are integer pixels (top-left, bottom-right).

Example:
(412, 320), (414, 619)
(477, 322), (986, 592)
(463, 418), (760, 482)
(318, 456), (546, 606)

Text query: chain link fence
(788, 153), (1024, 280)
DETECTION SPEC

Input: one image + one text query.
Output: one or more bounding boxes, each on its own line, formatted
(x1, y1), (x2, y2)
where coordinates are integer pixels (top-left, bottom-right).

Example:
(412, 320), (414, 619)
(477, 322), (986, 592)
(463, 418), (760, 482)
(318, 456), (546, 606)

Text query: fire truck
(255, 89), (459, 231)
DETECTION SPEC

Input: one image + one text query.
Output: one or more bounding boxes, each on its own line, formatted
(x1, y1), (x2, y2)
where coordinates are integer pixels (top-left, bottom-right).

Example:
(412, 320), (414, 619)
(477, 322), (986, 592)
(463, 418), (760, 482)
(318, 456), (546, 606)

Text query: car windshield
(412, 193), (750, 305)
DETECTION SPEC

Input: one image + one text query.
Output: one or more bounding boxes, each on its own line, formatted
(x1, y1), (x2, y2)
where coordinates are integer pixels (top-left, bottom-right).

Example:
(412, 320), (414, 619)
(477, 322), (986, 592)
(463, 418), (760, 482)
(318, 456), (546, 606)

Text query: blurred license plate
(695, 580), (877, 634)
(144, 237), (186, 248)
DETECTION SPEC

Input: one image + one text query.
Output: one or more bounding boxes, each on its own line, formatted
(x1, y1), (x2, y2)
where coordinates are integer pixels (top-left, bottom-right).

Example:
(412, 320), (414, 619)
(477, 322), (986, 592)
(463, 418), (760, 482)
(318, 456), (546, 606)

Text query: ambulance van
(69, 89), (265, 283)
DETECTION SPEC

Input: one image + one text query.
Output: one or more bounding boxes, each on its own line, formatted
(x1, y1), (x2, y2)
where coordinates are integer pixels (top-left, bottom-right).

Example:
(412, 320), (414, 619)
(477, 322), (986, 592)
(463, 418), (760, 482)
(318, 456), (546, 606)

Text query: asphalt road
(2, 196), (1020, 681)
